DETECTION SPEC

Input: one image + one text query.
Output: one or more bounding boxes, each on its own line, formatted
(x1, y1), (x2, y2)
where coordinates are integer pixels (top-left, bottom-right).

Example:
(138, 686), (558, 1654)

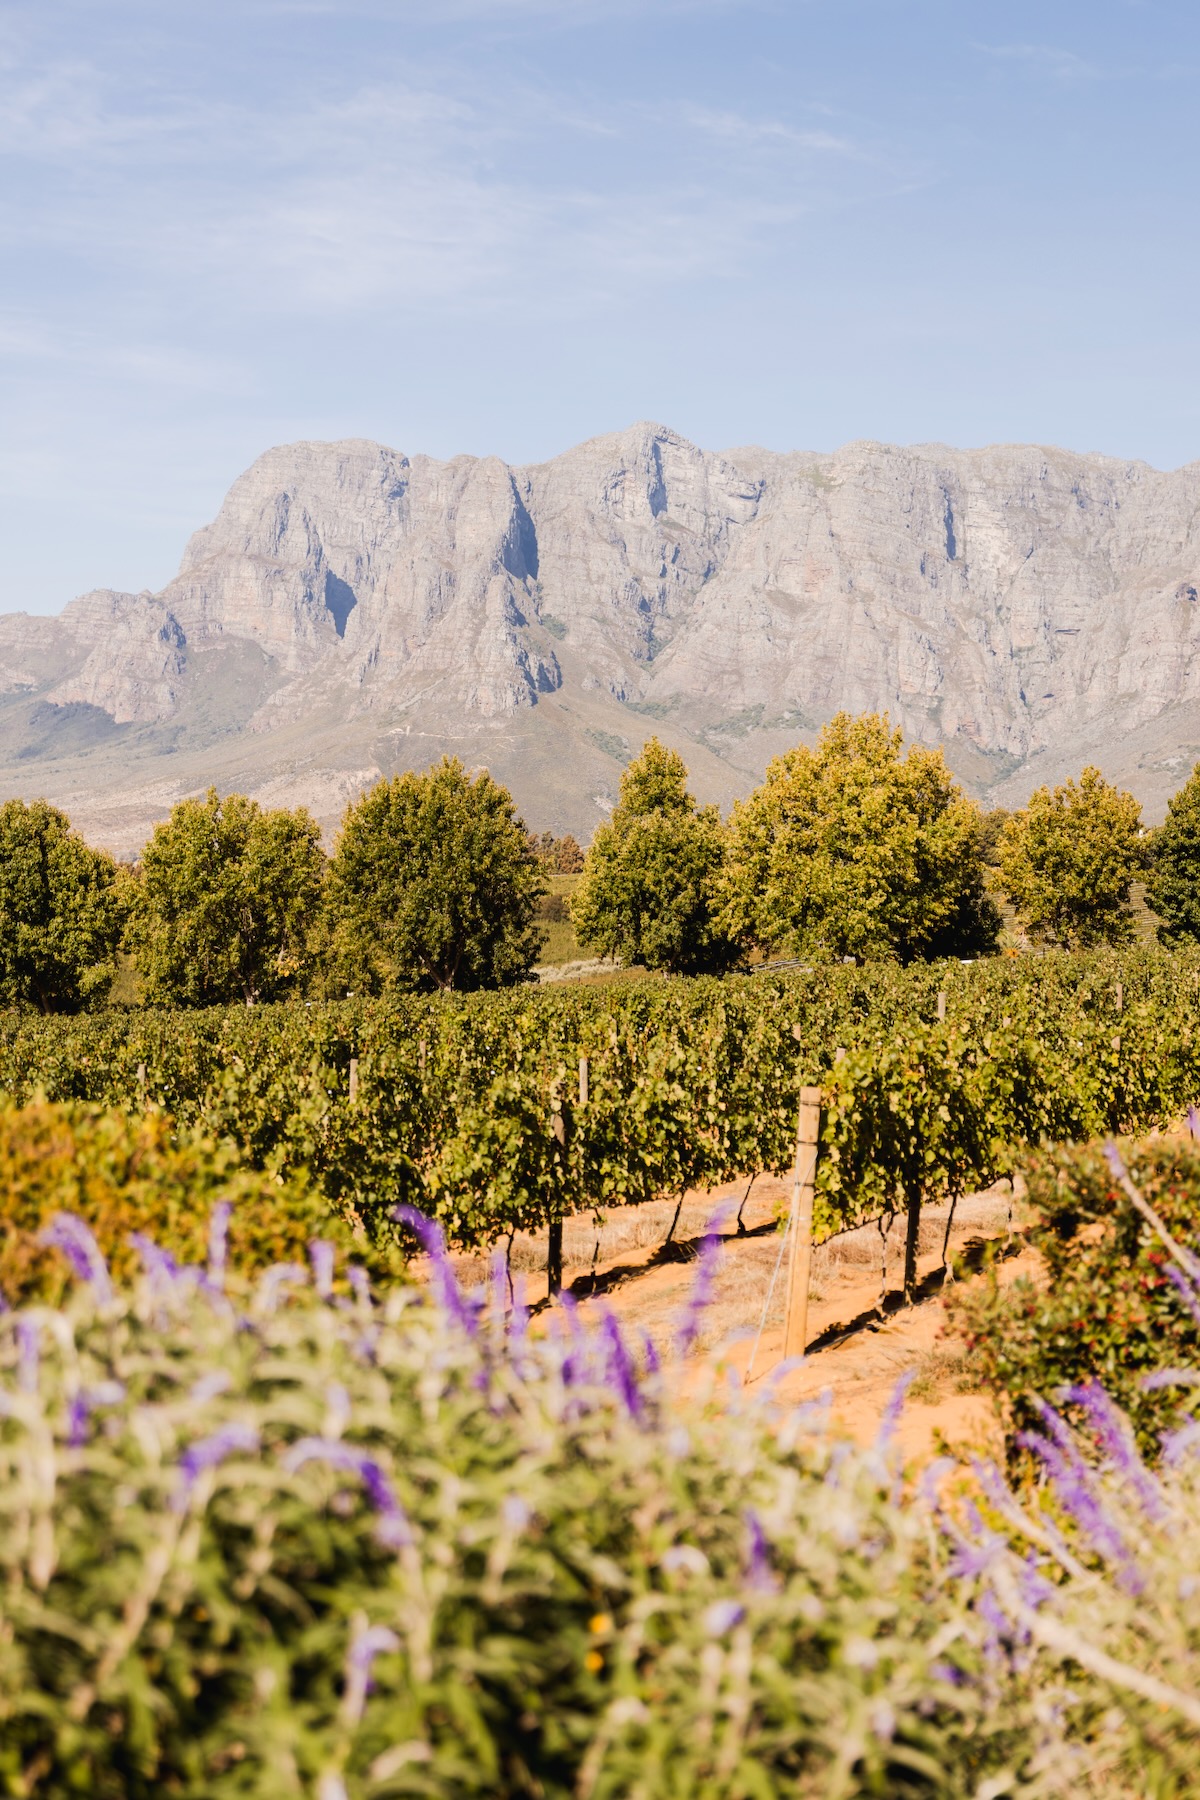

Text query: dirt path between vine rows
(449, 1175), (1040, 1463)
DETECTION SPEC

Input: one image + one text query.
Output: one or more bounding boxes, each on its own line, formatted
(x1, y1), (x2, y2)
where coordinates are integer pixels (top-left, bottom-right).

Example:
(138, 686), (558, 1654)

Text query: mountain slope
(1, 424), (1198, 852)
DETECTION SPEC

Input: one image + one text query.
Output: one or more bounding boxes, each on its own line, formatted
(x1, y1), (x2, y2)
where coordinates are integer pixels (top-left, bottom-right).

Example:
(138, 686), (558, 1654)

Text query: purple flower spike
(348, 1622), (399, 1687)
(743, 1508), (777, 1592)
(488, 1245), (508, 1315)
(346, 1265), (371, 1309)
(876, 1369), (916, 1453)
(1064, 1381), (1166, 1520)
(599, 1308), (642, 1417)
(341, 1621), (401, 1727)
(393, 1205), (477, 1337)
(309, 1239), (336, 1299)
(1166, 1265), (1200, 1330)
(675, 1205), (729, 1358)
(703, 1600), (745, 1637)
(174, 1423), (261, 1509)
(1142, 1368), (1200, 1391)
(66, 1393), (89, 1446)
(507, 1279), (529, 1352)
(1018, 1417), (1144, 1593)
(16, 1316), (39, 1394)
(1102, 1141), (1128, 1183)
(282, 1437), (413, 1548)
(208, 1202), (233, 1288)
(38, 1213), (112, 1305)
(1163, 1419), (1200, 1467)
(945, 1534), (1002, 1583)
(257, 1263), (308, 1313)
(66, 1380), (126, 1447)
(129, 1233), (187, 1289)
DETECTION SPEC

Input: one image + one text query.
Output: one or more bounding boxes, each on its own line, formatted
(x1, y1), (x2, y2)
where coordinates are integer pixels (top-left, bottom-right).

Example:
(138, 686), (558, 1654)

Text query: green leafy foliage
(1146, 760), (1200, 946)
(573, 738), (742, 974)
(0, 946), (1195, 1257)
(0, 1260), (1055, 1798)
(0, 1099), (391, 1307)
(952, 1135), (1200, 1453)
(126, 788), (325, 1006)
(324, 757), (544, 993)
(0, 798), (121, 1012)
(11, 1235), (1200, 1794)
(720, 712), (1000, 964)
(529, 829), (586, 873)
(999, 767), (1144, 949)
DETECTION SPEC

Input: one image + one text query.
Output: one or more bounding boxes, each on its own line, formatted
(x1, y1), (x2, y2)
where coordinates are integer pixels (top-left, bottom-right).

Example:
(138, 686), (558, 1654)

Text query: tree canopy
(0, 799), (121, 1012)
(1146, 763), (1200, 945)
(529, 830), (585, 874)
(126, 789), (325, 1006)
(999, 767), (1143, 949)
(720, 712), (1000, 964)
(572, 739), (742, 974)
(325, 758), (543, 993)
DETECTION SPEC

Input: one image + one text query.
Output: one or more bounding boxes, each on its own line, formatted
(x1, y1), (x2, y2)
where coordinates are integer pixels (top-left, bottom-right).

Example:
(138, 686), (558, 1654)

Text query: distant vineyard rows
(1, 949), (1196, 1250)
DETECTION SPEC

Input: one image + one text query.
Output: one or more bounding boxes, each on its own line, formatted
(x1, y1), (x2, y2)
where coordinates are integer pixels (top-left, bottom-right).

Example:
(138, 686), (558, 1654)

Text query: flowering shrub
(0, 1210), (1026, 1798)
(952, 1133), (1200, 1452)
(0, 1100), (394, 1307)
(4, 1198), (1200, 1796)
(942, 1376), (1200, 1795)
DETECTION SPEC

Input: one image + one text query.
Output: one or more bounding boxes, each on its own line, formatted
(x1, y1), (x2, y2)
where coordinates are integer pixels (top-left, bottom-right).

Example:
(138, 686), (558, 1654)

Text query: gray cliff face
(2, 423), (1199, 853)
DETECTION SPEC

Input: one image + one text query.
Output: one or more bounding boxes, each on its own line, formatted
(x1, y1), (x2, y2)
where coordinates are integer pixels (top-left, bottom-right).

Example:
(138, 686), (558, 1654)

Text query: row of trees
(2, 713), (1198, 1010)
(0, 760), (543, 1011)
(573, 715), (1198, 972)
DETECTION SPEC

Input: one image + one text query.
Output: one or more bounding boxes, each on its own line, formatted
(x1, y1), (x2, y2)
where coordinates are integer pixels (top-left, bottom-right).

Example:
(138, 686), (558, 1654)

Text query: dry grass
(454, 1187), (760, 1280)
(679, 1190), (1013, 1358)
(451, 1185), (1015, 1364)
(908, 1343), (975, 1405)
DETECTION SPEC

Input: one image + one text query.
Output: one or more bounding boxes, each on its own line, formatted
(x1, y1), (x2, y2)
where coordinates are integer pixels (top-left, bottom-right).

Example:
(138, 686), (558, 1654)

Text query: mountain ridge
(1, 421), (1198, 854)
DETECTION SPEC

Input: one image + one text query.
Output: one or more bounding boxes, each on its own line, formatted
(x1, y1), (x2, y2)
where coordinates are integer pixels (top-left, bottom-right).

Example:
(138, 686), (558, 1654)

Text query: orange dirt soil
(444, 1173), (1042, 1465)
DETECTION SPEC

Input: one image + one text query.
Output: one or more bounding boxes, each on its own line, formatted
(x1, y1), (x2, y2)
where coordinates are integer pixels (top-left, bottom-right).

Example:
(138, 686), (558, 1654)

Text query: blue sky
(3, 0), (1197, 611)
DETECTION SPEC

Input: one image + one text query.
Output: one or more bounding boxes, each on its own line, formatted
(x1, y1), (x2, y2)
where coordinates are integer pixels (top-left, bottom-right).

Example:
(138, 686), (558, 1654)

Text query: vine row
(0, 947), (1196, 1252)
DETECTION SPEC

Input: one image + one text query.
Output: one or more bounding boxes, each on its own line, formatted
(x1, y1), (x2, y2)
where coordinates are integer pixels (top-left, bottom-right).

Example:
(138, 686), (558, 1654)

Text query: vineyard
(1, 946), (1196, 1268)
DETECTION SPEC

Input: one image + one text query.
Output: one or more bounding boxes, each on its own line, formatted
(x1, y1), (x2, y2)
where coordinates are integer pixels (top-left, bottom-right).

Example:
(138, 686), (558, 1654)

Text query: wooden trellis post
(348, 1057), (359, 1104)
(548, 1079), (567, 1295)
(902, 1182), (923, 1304)
(782, 1086), (822, 1361)
(937, 990), (947, 1023)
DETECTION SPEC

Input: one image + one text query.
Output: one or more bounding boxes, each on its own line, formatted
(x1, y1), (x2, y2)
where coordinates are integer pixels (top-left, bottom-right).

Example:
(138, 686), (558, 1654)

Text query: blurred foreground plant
(3, 1192), (1200, 1796)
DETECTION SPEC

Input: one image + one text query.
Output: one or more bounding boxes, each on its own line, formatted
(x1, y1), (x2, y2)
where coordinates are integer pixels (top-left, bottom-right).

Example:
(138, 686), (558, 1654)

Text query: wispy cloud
(975, 43), (1103, 83)
(674, 105), (859, 157)
(0, 44), (896, 325)
(257, 0), (750, 18)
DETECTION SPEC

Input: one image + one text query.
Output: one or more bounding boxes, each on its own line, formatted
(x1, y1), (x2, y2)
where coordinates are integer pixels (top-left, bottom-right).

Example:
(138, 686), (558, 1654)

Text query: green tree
(721, 712), (999, 964)
(0, 799), (121, 1012)
(977, 807), (1011, 867)
(999, 766), (1143, 949)
(529, 830), (586, 874)
(572, 739), (742, 974)
(127, 789), (325, 1006)
(325, 757), (543, 992)
(1146, 764), (1200, 945)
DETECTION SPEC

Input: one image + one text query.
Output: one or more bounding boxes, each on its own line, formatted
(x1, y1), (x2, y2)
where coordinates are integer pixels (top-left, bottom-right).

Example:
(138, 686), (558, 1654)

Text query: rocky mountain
(2, 424), (1199, 854)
